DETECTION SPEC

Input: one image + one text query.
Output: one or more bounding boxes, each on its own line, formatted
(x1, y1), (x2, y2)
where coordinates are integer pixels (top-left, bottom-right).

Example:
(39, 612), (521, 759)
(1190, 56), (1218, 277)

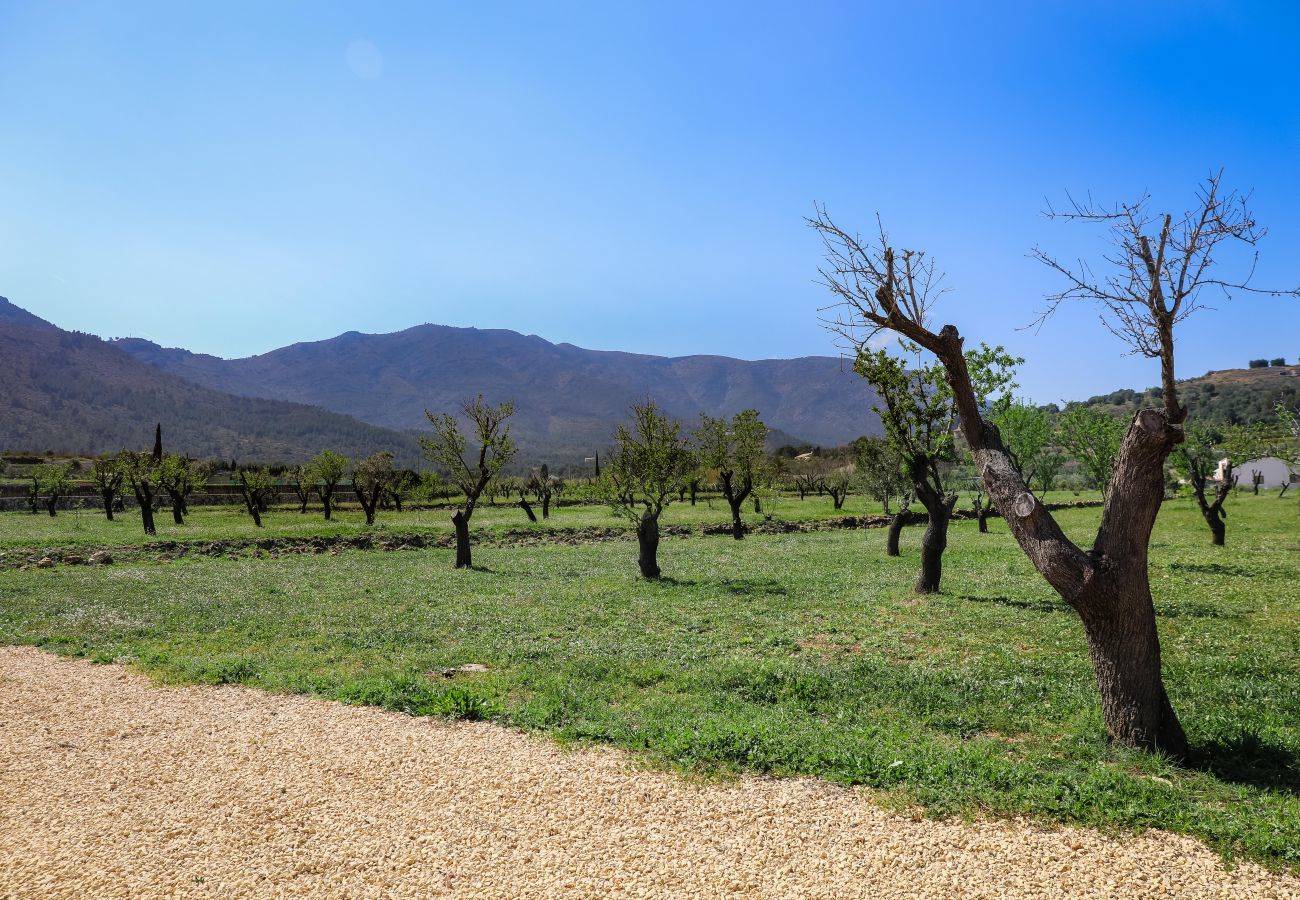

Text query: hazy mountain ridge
(111, 322), (886, 458)
(0, 298), (421, 462)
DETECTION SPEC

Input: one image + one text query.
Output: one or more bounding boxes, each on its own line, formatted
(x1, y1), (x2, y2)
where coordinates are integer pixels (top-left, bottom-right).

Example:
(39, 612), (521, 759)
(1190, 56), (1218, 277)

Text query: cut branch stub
(1013, 491), (1036, 519)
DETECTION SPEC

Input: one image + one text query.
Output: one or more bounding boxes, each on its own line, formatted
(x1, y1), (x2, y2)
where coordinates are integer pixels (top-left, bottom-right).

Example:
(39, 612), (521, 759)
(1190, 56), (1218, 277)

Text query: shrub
(1248, 359), (1269, 368)
(1270, 358), (1287, 367)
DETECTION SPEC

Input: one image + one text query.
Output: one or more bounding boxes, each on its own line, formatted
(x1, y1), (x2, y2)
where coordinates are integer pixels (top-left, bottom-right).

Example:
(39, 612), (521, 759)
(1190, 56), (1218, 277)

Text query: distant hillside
(1075, 365), (1300, 425)
(112, 323), (884, 460)
(0, 299), (420, 462)
(0, 297), (56, 331)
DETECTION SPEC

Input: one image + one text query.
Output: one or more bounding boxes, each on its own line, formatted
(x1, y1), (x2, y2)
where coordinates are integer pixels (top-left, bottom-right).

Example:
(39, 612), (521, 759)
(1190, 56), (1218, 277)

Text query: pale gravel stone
(1, 645), (1297, 899)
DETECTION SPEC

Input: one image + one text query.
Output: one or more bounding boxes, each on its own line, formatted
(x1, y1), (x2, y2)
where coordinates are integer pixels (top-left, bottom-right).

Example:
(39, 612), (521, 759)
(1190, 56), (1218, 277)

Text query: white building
(1216, 456), (1300, 488)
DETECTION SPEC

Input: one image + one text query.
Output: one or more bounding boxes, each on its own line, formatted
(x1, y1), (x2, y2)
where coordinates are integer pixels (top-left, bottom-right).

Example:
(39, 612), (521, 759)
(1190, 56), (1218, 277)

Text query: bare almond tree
(810, 173), (1297, 758)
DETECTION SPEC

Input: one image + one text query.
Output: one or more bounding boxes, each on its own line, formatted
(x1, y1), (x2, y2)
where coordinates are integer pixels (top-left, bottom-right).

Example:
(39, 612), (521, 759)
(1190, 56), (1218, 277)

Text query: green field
(0, 490), (1107, 552)
(2, 493), (1298, 868)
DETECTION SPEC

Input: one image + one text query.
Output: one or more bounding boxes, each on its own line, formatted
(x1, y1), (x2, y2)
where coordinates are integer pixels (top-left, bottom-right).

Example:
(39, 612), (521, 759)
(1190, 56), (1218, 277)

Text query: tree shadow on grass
(1167, 561), (1257, 578)
(1191, 733), (1300, 796)
(1152, 599), (1241, 620)
(656, 576), (788, 597)
(958, 594), (1065, 615)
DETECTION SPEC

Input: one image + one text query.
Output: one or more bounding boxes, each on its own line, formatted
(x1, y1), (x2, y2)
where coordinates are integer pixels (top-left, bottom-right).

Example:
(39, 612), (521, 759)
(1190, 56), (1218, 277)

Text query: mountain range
(0, 298), (420, 463)
(2, 298), (883, 465)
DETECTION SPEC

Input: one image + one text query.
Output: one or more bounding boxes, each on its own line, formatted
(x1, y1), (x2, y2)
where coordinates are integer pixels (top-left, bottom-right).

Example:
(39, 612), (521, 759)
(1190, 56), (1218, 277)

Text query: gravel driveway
(2, 646), (1296, 898)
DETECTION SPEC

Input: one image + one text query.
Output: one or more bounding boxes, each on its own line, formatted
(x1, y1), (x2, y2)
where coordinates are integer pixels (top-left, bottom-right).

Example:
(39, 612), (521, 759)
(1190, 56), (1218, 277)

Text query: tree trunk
(167, 488), (185, 525)
(727, 497), (745, 540)
(689, 481), (698, 505)
(974, 496), (990, 533)
(1190, 463), (1230, 547)
(452, 510), (472, 569)
(886, 509), (910, 556)
(915, 493), (957, 594)
(1205, 510), (1225, 546)
(136, 486), (157, 536)
(102, 490), (115, 521)
(46, 496), (58, 517)
(518, 497), (537, 523)
(358, 491), (377, 525)
(636, 510), (661, 579)
(541, 494), (550, 519)
(244, 496), (263, 527)
(322, 489), (333, 521)
(1076, 571), (1188, 757)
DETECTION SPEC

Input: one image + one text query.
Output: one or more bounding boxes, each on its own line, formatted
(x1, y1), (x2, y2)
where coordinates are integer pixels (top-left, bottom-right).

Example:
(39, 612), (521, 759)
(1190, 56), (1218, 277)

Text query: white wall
(1217, 457), (1300, 488)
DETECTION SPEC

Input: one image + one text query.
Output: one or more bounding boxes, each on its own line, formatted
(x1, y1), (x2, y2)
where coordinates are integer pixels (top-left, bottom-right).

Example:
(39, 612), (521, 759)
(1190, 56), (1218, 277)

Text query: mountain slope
(113, 323), (883, 457)
(0, 296), (57, 331)
(0, 304), (420, 462)
(1076, 365), (1300, 425)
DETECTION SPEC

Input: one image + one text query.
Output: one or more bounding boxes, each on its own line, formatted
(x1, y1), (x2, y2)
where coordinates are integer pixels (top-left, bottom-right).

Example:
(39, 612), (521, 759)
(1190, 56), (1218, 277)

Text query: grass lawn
(0, 490), (1105, 551)
(2, 493), (1297, 868)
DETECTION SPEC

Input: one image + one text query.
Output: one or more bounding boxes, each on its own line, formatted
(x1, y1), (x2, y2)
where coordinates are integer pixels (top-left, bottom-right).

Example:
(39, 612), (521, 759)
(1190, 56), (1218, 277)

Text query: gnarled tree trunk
(721, 471), (748, 540)
(885, 506), (910, 556)
(135, 484), (157, 536)
(1189, 460), (1232, 546)
(101, 490), (116, 521)
(914, 492), (957, 593)
(452, 510), (472, 569)
(636, 509), (661, 579)
(969, 392), (1189, 758)
(518, 497), (537, 523)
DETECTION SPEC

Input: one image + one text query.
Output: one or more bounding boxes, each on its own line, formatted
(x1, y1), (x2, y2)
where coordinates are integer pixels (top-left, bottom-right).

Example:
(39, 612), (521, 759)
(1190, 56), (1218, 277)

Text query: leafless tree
(810, 174), (1297, 759)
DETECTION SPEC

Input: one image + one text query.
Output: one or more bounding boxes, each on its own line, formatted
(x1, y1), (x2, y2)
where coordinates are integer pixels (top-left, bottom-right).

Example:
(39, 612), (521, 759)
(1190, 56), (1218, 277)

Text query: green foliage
(1277, 404), (1299, 467)
(352, 452), (395, 494)
(696, 409), (768, 484)
(603, 401), (696, 522)
(352, 451), (396, 523)
(117, 450), (158, 492)
(852, 436), (906, 510)
(90, 456), (124, 495)
(34, 462), (74, 498)
(855, 344), (1018, 495)
(1058, 406), (1126, 492)
(1083, 374), (1300, 428)
(236, 466), (277, 524)
(156, 454), (208, 503)
(308, 449), (349, 489)
(419, 396), (517, 512)
(989, 399), (1051, 483)
(237, 466), (275, 497)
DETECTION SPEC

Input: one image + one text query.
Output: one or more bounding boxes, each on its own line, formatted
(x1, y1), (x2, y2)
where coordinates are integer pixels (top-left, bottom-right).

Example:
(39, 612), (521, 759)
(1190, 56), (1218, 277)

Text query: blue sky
(1, 1), (1297, 404)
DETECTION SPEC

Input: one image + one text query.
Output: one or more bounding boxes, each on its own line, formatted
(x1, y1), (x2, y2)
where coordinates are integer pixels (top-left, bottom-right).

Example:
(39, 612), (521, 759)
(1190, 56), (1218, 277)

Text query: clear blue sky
(2, 1), (1297, 403)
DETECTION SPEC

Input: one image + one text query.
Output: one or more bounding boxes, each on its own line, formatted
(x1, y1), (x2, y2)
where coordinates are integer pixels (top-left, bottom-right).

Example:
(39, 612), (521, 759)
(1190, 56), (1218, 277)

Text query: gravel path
(2, 646), (1296, 899)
